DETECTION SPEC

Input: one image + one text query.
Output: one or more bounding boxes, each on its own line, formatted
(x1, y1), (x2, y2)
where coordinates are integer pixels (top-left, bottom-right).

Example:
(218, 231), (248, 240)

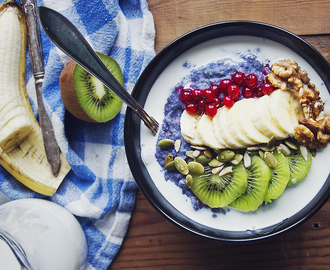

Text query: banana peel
(0, 1), (71, 196)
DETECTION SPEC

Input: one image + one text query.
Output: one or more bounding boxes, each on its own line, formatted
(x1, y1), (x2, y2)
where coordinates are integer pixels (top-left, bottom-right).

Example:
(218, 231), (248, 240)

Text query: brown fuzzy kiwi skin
(59, 60), (97, 123)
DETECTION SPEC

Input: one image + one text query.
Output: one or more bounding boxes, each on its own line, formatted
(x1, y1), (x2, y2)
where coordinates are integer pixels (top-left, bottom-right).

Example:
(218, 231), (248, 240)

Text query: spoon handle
(38, 6), (159, 135)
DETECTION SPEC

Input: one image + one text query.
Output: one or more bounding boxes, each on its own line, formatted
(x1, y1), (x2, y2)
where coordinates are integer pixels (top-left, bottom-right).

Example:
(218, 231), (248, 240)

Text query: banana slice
(196, 113), (225, 149)
(251, 95), (287, 139)
(180, 110), (203, 146)
(238, 98), (270, 144)
(269, 89), (303, 134)
(212, 108), (231, 149)
(228, 99), (256, 146)
(217, 106), (245, 149)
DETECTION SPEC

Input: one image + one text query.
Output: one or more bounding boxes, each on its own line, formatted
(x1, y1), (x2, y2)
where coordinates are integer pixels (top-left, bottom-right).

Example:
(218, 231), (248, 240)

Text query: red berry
(255, 86), (264, 97)
(205, 103), (218, 117)
(227, 84), (240, 97)
(223, 95), (234, 108)
(197, 100), (206, 110)
(244, 74), (258, 89)
(242, 87), (254, 98)
(179, 89), (193, 103)
(192, 88), (203, 101)
(185, 102), (198, 115)
(231, 71), (245, 85)
(261, 83), (274, 95)
(210, 84), (220, 97)
(213, 97), (222, 108)
(219, 78), (233, 93)
(202, 88), (215, 103)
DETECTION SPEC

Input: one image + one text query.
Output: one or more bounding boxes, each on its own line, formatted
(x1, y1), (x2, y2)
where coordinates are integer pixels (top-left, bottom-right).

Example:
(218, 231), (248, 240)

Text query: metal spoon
(38, 6), (159, 135)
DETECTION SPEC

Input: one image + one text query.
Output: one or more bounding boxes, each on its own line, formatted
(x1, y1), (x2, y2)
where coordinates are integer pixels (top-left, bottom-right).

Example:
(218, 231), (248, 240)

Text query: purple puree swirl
(155, 52), (270, 213)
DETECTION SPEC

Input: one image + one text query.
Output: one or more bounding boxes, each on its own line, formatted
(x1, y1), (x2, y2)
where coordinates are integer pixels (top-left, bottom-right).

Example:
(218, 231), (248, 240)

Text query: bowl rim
(124, 21), (330, 242)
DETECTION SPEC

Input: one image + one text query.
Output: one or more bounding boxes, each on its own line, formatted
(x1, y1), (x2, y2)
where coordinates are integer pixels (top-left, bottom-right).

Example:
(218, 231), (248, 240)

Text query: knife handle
(22, 0), (44, 75)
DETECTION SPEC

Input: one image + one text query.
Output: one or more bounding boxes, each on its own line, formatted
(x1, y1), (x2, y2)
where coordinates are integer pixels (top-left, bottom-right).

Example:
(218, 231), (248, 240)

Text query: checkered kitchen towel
(0, 0), (155, 269)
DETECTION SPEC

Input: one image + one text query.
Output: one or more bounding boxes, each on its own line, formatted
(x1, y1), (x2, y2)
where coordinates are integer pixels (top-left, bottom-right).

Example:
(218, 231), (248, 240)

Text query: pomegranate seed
(223, 95), (234, 108)
(244, 74), (258, 89)
(192, 88), (203, 101)
(261, 83), (274, 95)
(205, 103), (218, 117)
(185, 102), (198, 115)
(219, 78), (233, 93)
(202, 88), (215, 103)
(231, 71), (245, 85)
(179, 89), (193, 103)
(242, 87), (254, 98)
(227, 84), (240, 98)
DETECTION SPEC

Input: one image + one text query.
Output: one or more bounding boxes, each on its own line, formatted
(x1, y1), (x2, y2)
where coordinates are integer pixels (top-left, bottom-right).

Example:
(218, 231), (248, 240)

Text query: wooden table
(110, 1), (330, 269)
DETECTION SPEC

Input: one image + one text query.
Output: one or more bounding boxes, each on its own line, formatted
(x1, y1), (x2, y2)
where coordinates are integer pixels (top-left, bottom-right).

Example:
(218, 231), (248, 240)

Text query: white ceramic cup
(0, 198), (87, 270)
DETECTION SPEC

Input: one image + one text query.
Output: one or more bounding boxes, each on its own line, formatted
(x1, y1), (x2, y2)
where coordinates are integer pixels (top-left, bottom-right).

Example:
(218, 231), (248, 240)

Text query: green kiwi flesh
(73, 52), (124, 122)
(285, 147), (312, 186)
(190, 162), (248, 208)
(230, 155), (272, 212)
(264, 150), (290, 203)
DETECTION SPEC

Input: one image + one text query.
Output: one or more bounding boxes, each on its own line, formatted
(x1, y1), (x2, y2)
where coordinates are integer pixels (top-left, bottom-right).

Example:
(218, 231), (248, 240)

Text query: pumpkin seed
(185, 150), (195, 159)
(267, 135), (276, 149)
(174, 157), (189, 175)
(208, 158), (223, 167)
(204, 149), (213, 159)
(158, 139), (174, 149)
(188, 161), (204, 174)
(310, 148), (317, 157)
(284, 139), (298, 150)
(258, 150), (264, 159)
(185, 174), (193, 188)
(230, 154), (243, 165)
(165, 160), (176, 171)
(219, 166), (233, 176)
(217, 150), (235, 162)
(279, 143), (291, 155)
(260, 143), (275, 152)
(264, 151), (277, 168)
(164, 154), (174, 166)
(196, 155), (211, 165)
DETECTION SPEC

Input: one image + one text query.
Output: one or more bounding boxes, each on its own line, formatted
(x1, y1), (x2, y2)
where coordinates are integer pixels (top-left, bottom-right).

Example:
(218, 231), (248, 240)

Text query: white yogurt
(140, 35), (330, 231)
(0, 199), (87, 270)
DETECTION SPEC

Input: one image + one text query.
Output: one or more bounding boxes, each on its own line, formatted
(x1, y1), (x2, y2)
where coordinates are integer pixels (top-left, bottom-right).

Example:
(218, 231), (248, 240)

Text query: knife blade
(21, 0), (61, 177)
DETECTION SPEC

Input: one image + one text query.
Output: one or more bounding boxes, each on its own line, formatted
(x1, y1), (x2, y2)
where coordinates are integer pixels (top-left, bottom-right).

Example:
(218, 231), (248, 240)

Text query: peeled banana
(0, 1), (70, 196)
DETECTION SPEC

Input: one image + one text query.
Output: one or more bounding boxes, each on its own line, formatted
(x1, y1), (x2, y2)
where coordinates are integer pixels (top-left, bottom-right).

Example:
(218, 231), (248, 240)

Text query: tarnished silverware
(22, 0), (61, 176)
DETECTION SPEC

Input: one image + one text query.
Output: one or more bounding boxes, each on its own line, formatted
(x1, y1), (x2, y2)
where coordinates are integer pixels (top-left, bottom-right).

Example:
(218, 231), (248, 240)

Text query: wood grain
(109, 1), (330, 268)
(148, 0), (330, 53)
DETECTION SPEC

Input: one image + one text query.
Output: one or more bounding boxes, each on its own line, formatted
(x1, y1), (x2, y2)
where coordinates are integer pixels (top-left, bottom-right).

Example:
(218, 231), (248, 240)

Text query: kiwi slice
(285, 147), (312, 186)
(264, 150), (290, 203)
(230, 155), (272, 212)
(190, 162), (248, 208)
(60, 52), (124, 122)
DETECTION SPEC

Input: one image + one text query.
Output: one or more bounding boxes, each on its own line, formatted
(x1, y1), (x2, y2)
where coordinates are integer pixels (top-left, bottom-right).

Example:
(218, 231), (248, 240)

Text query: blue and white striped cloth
(0, 0), (155, 269)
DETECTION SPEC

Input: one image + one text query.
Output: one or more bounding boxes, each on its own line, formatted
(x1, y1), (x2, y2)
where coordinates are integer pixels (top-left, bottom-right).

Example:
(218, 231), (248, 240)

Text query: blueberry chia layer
(155, 52), (269, 211)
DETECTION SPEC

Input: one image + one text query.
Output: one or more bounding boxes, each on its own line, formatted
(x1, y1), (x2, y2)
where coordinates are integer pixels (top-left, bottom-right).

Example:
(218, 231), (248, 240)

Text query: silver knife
(21, 0), (61, 177)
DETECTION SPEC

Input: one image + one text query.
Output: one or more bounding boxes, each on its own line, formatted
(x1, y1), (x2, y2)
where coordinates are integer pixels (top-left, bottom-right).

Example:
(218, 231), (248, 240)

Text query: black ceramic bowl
(124, 21), (330, 241)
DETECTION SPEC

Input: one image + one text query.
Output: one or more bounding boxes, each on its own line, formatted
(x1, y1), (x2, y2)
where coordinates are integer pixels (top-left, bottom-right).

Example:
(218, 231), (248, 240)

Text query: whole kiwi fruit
(59, 52), (124, 123)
